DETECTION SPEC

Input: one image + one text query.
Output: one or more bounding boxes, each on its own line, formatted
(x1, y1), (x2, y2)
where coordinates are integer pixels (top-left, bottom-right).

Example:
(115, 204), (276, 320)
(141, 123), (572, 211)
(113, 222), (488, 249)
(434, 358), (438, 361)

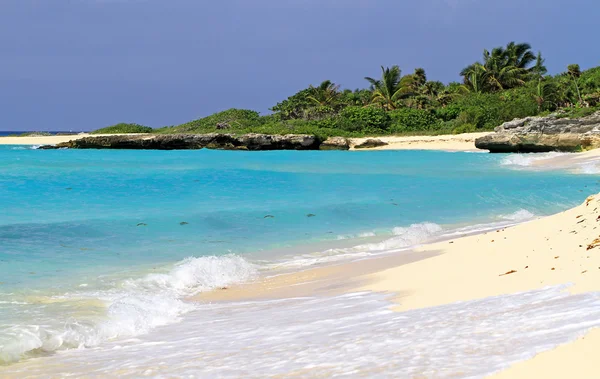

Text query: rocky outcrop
(353, 139), (388, 149)
(475, 111), (600, 153)
(40, 133), (321, 151)
(319, 137), (350, 150)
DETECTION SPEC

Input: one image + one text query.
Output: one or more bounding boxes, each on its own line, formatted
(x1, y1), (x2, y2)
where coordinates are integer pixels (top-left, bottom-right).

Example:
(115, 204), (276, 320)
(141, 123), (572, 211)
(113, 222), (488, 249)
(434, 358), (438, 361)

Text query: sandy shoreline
(350, 132), (491, 151)
(0, 132), (490, 151)
(0, 133), (150, 146)
(192, 193), (600, 377)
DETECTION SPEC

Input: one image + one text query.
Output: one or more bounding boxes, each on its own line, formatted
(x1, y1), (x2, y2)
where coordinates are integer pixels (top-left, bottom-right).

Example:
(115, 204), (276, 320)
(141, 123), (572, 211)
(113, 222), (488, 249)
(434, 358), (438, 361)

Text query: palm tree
(422, 81), (455, 107)
(568, 64), (583, 104)
(461, 63), (490, 94)
(533, 78), (557, 113)
(529, 52), (548, 79)
(306, 80), (342, 107)
(482, 47), (529, 90)
(408, 68), (427, 91)
(364, 66), (412, 110)
(460, 42), (537, 92)
(505, 42), (536, 69)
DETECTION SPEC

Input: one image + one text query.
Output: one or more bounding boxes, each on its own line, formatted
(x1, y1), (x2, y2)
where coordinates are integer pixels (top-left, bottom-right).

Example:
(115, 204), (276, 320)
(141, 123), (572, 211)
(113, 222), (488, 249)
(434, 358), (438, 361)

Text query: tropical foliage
(91, 123), (153, 134)
(93, 41), (600, 137)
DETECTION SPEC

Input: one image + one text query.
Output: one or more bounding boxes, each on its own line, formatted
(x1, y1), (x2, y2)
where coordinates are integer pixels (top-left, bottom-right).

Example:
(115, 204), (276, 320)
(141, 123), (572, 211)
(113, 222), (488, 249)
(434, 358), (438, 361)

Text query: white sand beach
(0, 133), (155, 146)
(187, 190), (600, 378)
(0, 132), (490, 152)
(350, 132), (491, 151)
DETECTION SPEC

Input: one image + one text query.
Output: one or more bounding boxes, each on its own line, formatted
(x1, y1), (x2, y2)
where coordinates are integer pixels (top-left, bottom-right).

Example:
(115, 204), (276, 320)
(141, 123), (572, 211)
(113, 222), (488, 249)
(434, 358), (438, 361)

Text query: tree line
(95, 42), (600, 137)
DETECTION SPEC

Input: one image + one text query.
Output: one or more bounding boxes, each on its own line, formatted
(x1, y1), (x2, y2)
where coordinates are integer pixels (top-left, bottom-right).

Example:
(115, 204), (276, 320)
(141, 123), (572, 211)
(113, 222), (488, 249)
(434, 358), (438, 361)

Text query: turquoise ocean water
(1, 145), (599, 368)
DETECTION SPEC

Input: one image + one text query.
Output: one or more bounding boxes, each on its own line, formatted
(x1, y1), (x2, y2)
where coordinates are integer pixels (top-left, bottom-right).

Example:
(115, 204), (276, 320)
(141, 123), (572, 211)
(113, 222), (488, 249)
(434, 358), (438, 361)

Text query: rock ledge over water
(475, 111), (600, 153)
(40, 133), (321, 151)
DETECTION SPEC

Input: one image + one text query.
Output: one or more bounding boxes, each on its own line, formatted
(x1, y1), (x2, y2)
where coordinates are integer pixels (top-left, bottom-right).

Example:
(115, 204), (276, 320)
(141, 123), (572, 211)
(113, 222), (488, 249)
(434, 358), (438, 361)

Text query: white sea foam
(500, 209), (536, 221)
(335, 231), (377, 240)
(576, 161), (600, 174)
(271, 213), (538, 270)
(368, 222), (443, 250)
(271, 222), (445, 269)
(8, 145), (40, 150)
(0, 255), (257, 364)
(500, 152), (570, 167)
(8, 286), (600, 378)
(0, 215), (540, 364)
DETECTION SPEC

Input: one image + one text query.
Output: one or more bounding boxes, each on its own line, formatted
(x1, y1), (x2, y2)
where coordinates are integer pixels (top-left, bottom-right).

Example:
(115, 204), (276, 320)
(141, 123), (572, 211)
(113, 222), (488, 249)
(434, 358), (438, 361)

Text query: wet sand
(195, 193), (600, 378)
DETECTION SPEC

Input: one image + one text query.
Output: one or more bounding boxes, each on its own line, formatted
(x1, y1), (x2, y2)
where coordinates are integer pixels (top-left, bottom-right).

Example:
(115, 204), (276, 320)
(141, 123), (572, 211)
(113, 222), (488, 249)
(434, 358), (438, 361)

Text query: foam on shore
(4, 286), (600, 378)
(267, 210), (536, 270)
(0, 208), (539, 365)
(0, 255), (257, 364)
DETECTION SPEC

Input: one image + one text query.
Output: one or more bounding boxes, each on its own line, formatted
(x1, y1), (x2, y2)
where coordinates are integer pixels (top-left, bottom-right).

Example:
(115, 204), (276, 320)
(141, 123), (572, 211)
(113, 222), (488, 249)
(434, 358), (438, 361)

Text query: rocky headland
(475, 111), (600, 153)
(40, 134), (323, 151)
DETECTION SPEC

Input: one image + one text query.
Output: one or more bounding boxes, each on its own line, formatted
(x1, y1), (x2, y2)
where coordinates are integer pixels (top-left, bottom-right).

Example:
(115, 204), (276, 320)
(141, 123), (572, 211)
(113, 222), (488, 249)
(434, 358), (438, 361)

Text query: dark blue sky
(1, 0), (598, 131)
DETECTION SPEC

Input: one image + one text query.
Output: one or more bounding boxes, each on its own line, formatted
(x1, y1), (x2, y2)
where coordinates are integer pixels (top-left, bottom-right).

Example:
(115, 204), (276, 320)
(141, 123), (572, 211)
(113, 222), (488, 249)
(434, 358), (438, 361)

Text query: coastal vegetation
(90, 123), (153, 134)
(94, 42), (600, 137)
(7, 131), (53, 137)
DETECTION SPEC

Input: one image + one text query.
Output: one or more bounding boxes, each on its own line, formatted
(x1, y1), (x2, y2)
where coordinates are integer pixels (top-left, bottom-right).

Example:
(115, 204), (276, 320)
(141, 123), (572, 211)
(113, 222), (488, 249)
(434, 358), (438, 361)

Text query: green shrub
(336, 106), (391, 132)
(451, 123), (477, 134)
(556, 105), (600, 119)
(8, 131), (53, 137)
(434, 106), (461, 122)
(91, 123), (153, 134)
(158, 109), (261, 133)
(444, 89), (538, 130)
(389, 108), (441, 133)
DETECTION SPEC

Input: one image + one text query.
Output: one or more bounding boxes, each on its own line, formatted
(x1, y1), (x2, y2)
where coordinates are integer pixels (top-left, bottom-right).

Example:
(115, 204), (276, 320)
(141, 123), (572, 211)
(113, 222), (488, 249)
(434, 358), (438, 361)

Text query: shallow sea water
(1, 146), (599, 376)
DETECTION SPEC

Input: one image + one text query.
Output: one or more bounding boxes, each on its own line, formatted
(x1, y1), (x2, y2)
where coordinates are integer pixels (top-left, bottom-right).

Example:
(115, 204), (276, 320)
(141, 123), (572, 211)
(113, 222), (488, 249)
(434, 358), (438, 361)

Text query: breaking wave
(0, 255), (257, 364)
(500, 152), (570, 167)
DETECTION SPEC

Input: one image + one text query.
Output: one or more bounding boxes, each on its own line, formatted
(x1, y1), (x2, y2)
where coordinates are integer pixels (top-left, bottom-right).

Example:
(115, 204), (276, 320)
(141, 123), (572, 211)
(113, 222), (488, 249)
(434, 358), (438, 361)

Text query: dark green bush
(388, 108), (441, 133)
(452, 123), (477, 134)
(434, 106), (461, 122)
(91, 123), (153, 134)
(444, 89), (538, 130)
(336, 106), (391, 132)
(157, 109), (261, 133)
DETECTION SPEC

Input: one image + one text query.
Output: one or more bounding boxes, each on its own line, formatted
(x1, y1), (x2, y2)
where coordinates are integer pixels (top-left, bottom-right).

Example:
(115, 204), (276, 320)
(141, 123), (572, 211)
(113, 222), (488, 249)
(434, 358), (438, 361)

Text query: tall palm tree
(533, 78), (557, 113)
(504, 42), (536, 69)
(364, 66), (412, 110)
(568, 64), (583, 104)
(482, 47), (529, 90)
(409, 68), (427, 91)
(306, 80), (341, 107)
(422, 81), (455, 107)
(461, 63), (490, 94)
(529, 52), (547, 79)
(460, 42), (537, 92)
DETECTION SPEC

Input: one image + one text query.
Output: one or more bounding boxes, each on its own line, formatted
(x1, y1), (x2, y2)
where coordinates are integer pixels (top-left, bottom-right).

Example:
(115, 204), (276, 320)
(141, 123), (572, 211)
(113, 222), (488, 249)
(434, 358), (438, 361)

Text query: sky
(0, 0), (598, 131)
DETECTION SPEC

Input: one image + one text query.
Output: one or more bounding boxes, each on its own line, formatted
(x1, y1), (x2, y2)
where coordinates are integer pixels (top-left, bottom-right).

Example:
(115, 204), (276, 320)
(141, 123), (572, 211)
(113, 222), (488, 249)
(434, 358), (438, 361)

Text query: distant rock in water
(179, 222), (189, 225)
(475, 111), (600, 153)
(264, 215), (275, 219)
(306, 214), (316, 217)
(40, 134), (321, 151)
(319, 137), (350, 150)
(353, 139), (389, 149)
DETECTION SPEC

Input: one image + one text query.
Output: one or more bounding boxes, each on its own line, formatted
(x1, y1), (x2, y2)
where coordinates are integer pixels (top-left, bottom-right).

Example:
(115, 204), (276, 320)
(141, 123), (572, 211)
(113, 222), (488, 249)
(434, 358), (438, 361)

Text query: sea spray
(0, 255), (257, 364)
(500, 152), (570, 167)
